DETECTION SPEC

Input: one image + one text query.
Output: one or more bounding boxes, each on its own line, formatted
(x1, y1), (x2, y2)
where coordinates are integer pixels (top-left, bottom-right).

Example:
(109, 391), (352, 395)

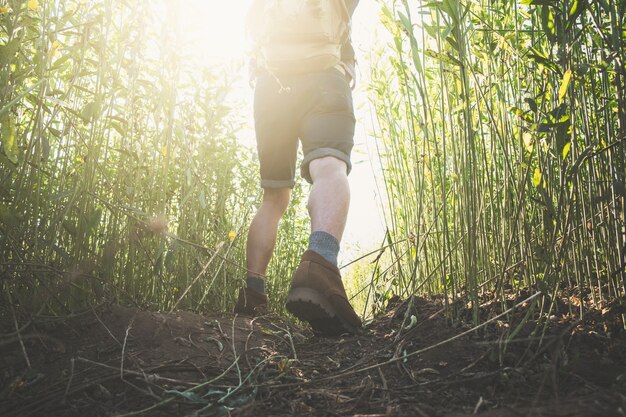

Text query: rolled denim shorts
(253, 67), (356, 188)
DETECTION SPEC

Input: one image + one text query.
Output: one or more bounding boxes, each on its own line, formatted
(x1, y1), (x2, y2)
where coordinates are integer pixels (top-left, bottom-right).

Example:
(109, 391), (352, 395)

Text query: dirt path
(1, 297), (624, 416)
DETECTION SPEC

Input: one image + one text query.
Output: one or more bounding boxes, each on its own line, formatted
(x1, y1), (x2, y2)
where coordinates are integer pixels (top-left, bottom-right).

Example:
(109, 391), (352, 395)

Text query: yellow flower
(533, 167), (542, 188)
(228, 230), (236, 242)
(523, 132), (533, 152)
(50, 40), (60, 58)
(28, 0), (38, 11)
(0, 6), (11, 14)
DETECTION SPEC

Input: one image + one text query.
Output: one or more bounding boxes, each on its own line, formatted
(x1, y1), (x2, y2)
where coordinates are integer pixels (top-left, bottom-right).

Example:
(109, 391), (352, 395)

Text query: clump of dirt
(1, 295), (625, 417)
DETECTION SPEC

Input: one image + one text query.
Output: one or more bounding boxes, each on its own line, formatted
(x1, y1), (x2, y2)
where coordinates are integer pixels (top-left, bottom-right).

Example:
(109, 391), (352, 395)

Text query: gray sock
(246, 276), (265, 294)
(308, 231), (340, 265)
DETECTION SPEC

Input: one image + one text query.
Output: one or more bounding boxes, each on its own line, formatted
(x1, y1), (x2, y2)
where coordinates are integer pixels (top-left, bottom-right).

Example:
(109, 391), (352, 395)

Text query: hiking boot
(233, 287), (268, 316)
(286, 250), (362, 335)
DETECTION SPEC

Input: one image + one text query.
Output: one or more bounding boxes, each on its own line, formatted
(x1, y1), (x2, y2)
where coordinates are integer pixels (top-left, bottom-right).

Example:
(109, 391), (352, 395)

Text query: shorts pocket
(316, 74), (353, 114)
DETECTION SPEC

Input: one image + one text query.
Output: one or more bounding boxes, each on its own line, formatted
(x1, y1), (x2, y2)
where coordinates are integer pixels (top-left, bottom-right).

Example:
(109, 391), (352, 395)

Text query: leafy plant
(370, 0), (625, 324)
(0, 0), (309, 313)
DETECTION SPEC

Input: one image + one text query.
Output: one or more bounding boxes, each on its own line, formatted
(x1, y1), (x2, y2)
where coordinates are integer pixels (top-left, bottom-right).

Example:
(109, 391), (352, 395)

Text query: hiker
(234, 0), (362, 335)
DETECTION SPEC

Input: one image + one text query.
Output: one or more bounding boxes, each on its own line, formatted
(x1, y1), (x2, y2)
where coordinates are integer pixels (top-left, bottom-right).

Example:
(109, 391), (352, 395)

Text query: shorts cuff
(301, 148), (352, 184)
(260, 179), (296, 189)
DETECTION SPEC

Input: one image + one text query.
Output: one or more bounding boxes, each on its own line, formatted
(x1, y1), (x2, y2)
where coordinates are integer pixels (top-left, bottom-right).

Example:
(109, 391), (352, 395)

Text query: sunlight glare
(175, 1), (252, 65)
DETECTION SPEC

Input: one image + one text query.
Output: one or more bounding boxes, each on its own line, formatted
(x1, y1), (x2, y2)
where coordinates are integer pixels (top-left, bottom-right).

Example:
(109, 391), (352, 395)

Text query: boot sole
(285, 287), (358, 336)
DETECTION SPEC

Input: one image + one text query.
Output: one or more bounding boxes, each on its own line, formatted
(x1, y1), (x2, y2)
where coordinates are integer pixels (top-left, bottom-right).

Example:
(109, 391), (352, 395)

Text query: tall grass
(0, 0), (308, 314)
(3, 0), (624, 324)
(371, 0), (625, 323)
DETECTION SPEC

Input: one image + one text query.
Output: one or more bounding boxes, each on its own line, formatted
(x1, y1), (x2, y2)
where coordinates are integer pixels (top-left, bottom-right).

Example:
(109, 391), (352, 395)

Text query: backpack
(247, 0), (350, 75)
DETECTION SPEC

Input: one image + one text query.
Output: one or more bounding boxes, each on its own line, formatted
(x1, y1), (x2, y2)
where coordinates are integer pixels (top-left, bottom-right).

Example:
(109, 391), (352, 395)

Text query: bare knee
(308, 156), (348, 183)
(261, 187), (291, 214)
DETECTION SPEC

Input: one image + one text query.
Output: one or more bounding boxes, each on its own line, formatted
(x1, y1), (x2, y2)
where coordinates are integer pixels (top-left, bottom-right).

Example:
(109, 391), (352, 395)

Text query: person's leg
(285, 70), (361, 333)
(236, 70), (298, 315)
(285, 154), (361, 334)
(298, 70), (355, 263)
(246, 187), (291, 286)
(306, 156), (349, 266)
(308, 156), (350, 241)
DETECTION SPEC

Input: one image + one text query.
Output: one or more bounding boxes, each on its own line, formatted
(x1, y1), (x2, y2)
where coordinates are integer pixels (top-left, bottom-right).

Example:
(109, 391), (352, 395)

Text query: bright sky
(174, 1), (388, 263)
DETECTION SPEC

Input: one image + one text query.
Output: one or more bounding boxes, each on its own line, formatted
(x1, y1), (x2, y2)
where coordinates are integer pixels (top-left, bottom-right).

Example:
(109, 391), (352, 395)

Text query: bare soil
(1, 294), (625, 417)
